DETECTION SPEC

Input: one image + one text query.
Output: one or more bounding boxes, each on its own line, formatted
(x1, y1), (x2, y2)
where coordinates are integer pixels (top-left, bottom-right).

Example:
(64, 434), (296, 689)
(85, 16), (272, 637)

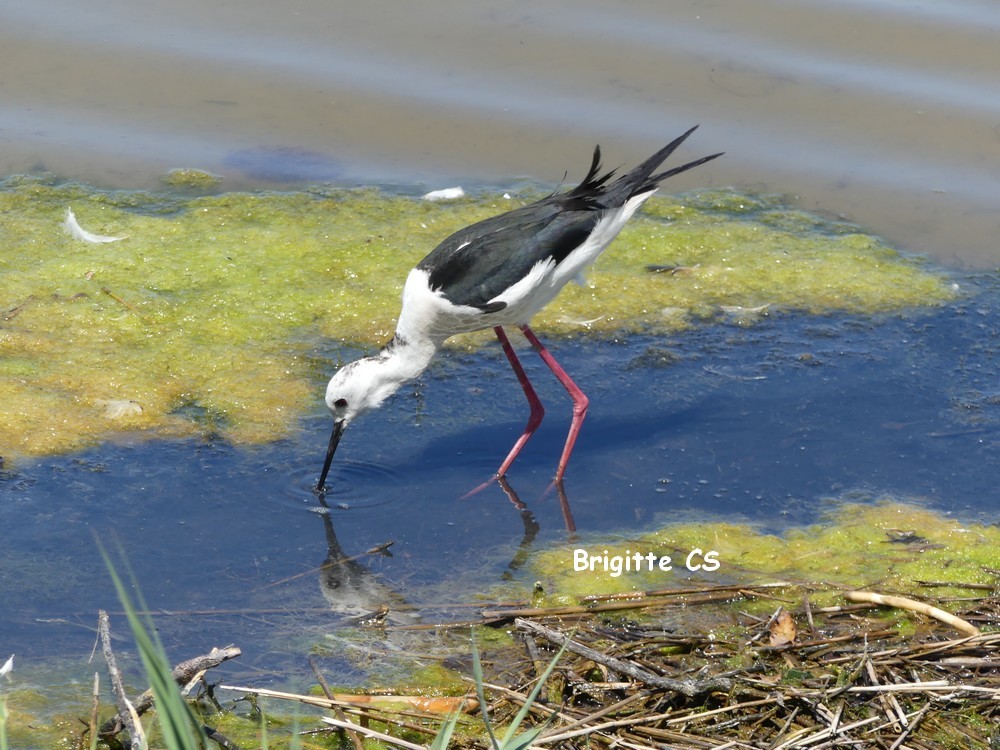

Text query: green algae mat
(2, 501), (995, 750)
(0, 177), (954, 458)
(531, 501), (1000, 607)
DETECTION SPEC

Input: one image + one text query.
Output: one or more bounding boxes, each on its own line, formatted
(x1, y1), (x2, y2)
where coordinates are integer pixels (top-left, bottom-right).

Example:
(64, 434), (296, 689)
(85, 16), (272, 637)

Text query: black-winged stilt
(318, 126), (721, 492)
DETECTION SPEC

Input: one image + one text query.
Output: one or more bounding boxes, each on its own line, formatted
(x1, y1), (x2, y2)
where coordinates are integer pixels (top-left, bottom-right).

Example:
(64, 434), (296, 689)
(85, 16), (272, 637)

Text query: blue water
(3, 0), (999, 731)
(3, 274), (998, 686)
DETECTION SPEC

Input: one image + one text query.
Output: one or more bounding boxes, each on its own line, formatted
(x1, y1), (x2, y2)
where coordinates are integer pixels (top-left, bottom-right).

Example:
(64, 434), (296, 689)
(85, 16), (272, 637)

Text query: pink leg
(520, 325), (589, 482)
(493, 326), (545, 478)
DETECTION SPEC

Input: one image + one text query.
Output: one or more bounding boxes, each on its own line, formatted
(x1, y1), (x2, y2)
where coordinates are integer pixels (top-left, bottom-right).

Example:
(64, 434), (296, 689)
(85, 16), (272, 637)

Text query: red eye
(334, 398), (348, 408)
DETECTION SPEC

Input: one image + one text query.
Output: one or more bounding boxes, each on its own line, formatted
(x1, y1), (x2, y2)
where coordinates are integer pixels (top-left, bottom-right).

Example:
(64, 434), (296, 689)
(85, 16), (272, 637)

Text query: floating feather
(421, 186), (465, 201)
(63, 207), (128, 243)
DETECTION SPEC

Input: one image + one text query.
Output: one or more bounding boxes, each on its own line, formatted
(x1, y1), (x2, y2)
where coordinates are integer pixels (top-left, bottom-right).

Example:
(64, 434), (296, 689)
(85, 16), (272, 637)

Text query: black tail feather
(567, 144), (617, 197)
(573, 125), (720, 207)
(617, 124), (703, 197)
(649, 150), (724, 185)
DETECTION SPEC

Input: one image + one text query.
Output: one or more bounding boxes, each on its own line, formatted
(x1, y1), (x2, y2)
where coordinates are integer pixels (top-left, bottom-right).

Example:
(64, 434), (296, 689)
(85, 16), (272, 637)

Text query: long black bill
(316, 419), (345, 493)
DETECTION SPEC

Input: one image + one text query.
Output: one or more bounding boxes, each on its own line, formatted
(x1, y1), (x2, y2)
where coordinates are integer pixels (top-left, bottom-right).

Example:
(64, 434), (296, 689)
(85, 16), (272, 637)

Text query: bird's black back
(417, 126), (721, 310)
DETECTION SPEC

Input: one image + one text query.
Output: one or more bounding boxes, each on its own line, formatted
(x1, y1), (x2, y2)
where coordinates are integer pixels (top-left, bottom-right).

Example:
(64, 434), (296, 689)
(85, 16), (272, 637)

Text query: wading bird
(318, 126), (721, 492)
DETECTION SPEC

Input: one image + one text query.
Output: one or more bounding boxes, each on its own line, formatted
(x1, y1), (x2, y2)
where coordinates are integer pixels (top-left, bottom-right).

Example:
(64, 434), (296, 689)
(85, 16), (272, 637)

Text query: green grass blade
(471, 633), (500, 750)
(99, 542), (206, 750)
(428, 705), (464, 750)
(498, 635), (571, 749)
(469, 628), (569, 750)
(501, 725), (548, 750)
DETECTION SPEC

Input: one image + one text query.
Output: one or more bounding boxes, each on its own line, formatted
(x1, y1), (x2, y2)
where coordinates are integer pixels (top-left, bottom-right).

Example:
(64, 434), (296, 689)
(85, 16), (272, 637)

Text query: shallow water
(3, 277), (999, 692)
(1, 0), (998, 266)
(2, 0), (1000, 725)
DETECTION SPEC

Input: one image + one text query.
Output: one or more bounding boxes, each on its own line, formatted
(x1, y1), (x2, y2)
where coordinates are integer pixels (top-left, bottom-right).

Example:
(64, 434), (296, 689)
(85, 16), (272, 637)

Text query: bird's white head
(317, 341), (436, 493)
(324, 355), (405, 428)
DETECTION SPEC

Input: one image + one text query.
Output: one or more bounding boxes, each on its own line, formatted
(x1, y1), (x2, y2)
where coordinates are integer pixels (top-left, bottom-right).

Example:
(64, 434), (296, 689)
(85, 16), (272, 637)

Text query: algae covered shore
(0, 176), (954, 458)
(1, 171), (995, 749)
(2, 500), (997, 749)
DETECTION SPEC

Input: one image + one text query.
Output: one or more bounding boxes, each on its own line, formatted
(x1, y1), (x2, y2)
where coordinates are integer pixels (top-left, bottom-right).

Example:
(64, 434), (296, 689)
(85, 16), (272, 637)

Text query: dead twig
(202, 725), (244, 750)
(88, 672), (100, 749)
(320, 716), (425, 750)
(887, 701), (932, 750)
(97, 610), (145, 748)
(3, 295), (35, 321)
(99, 644), (241, 737)
(221, 684), (477, 716)
(845, 591), (981, 636)
(310, 656), (364, 750)
(515, 618), (732, 697)
(101, 287), (139, 312)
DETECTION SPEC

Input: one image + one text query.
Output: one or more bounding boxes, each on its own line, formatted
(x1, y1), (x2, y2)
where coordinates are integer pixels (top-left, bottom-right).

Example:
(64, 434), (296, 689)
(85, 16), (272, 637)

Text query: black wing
(416, 126), (722, 311)
(416, 200), (600, 310)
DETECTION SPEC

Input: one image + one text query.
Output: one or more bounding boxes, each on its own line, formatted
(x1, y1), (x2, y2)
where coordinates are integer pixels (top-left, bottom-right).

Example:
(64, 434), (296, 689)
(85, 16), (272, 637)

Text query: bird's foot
(460, 473), (502, 500)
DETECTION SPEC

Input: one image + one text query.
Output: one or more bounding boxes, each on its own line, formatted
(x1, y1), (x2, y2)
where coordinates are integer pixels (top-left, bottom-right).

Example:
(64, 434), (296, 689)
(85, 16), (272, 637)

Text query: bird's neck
(378, 332), (438, 384)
